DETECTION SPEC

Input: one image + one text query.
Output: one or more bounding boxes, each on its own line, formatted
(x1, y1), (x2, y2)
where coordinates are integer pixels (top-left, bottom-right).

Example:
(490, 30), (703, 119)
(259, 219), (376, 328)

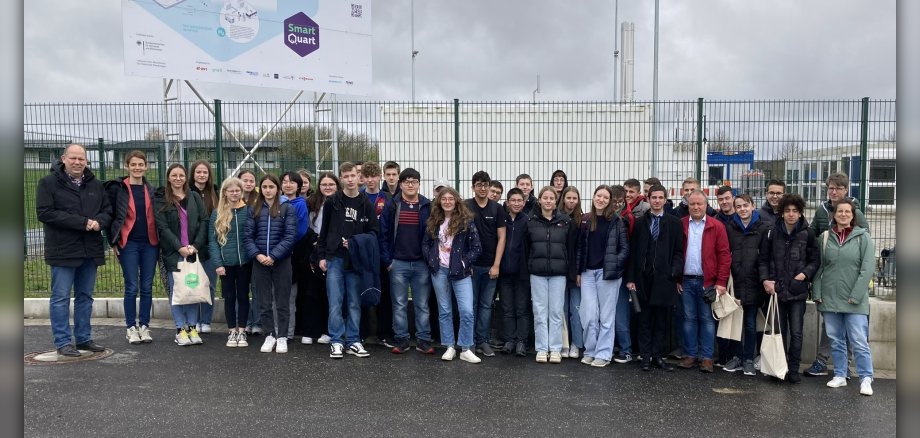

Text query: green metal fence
(23, 98), (896, 298)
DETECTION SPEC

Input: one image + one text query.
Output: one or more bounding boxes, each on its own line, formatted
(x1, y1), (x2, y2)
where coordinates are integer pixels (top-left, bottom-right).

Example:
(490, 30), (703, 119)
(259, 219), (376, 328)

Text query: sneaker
(743, 360), (756, 376)
(275, 337), (288, 353)
(787, 371), (802, 384)
(515, 341), (526, 357)
(226, 331), (238, 347)
(301, 336), (314, 345)
(188, 328), (203, 345)
(317, 334), (332, 344)
(753, 354), (761, 371)
(126, 326), (141, 345)
(614, 352), (633, 364)
(415, 340), (435, 354)
(590, 358), (611, 367)
(860, 377), (874, 396)
(236, 332), (248, 347)
(560, 348), (570, 358)
(442, 346), (457, 361)
(568, 345), (580, 359)
(138, 325), (153, 343)
(174, 329), (191, 346)
(475, 343), (495, 357)
(501, 341), (514, 355)
(330, 343), (344, 359)
(348, 342), (370, 358)
(805, 360), (828, 376)
(244, 325), (254, 335)
(536, 351), (548, 363)
(581, 355), (595, 365)
(391, 341), (411, 354)
(378, 338), (396, 349)
(714, 357), (728, 368)
(723, 356), (743, 373)
(549, 351), (562, 364)
(459, 349), (481, 364)
(668, 347), (684, 360)
(260, 335), (276, 353)
(251, 326), (263, 336)
(827, 376), (848, 388)
(199, 323), (212, 334)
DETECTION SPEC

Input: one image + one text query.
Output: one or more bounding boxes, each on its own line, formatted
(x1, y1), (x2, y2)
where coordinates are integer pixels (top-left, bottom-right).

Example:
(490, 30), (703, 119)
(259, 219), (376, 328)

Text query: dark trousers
(741, 303), (761, 361)
(254, 258), (292, 338)
(499, 274), (530, 343)
(300, 267), (329, 338)
(638, 303), (670, 359)
(358, 266), (394, 341)
(778, 299), (806, 372)
(222, 263), (252, 329)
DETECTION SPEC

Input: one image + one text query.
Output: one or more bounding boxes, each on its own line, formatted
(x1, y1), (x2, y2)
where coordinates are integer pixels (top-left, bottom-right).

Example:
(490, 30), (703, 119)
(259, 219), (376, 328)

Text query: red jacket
(681, 215), (731, 288)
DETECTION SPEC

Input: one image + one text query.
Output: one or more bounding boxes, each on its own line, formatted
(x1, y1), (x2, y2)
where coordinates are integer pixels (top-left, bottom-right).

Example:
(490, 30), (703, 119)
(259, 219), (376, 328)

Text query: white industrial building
(785, 142), (896, 210)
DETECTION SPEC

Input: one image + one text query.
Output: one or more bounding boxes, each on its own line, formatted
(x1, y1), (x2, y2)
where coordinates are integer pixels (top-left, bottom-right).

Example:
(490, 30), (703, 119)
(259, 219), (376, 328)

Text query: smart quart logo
(284, 12), (320, 57)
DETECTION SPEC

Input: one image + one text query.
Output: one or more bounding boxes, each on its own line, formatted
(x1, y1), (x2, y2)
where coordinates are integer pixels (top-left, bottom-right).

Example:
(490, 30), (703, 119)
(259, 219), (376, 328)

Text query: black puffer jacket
(725, 212), (769, 306)
(576, 213), (629, 280)
(523, 211), (578, 279)
(35, 162), (112, 266)
(758, 216), (819, 302)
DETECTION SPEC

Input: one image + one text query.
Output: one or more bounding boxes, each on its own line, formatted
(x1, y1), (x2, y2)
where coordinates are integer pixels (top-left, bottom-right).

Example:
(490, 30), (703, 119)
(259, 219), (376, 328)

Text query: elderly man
(36, 144), (112, 357)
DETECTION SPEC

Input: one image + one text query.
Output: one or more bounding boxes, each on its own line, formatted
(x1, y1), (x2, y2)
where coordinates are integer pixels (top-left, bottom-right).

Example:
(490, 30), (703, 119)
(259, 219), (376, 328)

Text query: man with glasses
(466, 171), (507, 357)
(760, 179), (786, 226)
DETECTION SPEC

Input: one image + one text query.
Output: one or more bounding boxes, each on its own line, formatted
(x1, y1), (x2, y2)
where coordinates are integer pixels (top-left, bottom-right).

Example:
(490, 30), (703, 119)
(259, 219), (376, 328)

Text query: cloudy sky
(24, 0), (895, 103)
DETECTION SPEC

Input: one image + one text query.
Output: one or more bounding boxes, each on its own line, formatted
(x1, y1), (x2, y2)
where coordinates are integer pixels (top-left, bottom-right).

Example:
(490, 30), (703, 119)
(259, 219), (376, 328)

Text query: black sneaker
(742, 360), (756, 376)
(378, 338), (396, 349)
(613, 352), (633, 364)
(391, 341), (411, 354)
(804, 360), (828, 376)
(723, 356), (743, 372)
(787, 371), (802, 384)
(75, 341), (105, 352)
(57, 344), (81, 357)
(668, 347), (684, 360)
(415, 340), (435, 354)
(476, 342), (495, 357)
(501, 341), (514, 354)
(515, 341), (527, 357)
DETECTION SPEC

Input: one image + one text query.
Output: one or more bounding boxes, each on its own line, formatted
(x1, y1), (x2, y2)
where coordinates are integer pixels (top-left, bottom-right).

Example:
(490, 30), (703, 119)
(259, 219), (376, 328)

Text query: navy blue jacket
(500, 210), (529, 277)
(576, 213), (630, 280)
(348, 233), (382, 301)
(243, 201), (297, 261)
(378, 195), (431, 267)
(422, 220), (482, 281)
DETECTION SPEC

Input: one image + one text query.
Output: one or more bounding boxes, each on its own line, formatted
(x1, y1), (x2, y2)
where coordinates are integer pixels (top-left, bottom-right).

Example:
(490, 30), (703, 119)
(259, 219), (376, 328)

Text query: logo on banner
(284, 12), (320, 57)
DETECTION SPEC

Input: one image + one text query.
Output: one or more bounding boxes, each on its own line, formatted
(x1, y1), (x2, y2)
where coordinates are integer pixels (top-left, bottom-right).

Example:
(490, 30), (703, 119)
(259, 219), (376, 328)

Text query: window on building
(708, 166), (724, 186)
(869, 186), (895, 205)
(870, 160), (896, 182)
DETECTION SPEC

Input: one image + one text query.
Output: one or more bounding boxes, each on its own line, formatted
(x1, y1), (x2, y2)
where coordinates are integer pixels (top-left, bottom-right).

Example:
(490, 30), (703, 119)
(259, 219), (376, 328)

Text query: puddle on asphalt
(712, 387), (747, 394)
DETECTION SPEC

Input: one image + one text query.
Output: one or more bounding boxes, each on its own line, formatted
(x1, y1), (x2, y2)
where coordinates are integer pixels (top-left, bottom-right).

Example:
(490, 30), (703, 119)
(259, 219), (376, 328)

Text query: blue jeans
(580, 269), (621, 361)
(167, 271), (199, 329)
(614, 282), (632, 355)
(680, 277), (715, 360)
(564, 286), (584, 348)
(117, 240), (159, 328)
(823, 312), (873, 379)
(432, 267), (475, 350)
(50, 259), (98, 348)
(530, 275), (566, 353)
(390, 259), (432, 343)
(197, 258), (218, 324)
(741, 304), (760, 361)
(325, 257), (362, 346)
(471, 265), (498, 345)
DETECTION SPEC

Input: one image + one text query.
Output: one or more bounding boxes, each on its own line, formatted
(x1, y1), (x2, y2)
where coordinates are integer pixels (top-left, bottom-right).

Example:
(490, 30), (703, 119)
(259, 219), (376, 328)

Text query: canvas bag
(759, 294), (788, 379)
(171, 256), (211, 305)
(715, 276), (743, 341)
(711, 275), (741, 319)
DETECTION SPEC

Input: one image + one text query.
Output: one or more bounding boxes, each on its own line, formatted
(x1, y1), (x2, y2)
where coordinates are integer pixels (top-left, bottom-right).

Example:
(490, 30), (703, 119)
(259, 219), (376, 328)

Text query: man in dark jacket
(36, 144), (112, 357)
(625, 185), (684, 372)
(715, 186), (735, 225)
(759, 179), (785, 226)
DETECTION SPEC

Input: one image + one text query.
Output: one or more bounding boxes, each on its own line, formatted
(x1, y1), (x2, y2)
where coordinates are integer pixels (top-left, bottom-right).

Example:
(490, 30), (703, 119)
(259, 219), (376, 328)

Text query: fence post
(696, 98), (704, 184)
(453, 98), (460, 190)
(859, 97), (869, 212)
(97, 138), (106, 182)
(214, 99), (224, 183)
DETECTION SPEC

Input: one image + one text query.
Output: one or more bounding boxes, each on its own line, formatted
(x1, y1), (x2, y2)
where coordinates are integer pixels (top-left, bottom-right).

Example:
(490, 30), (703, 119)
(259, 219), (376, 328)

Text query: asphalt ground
(24, 321), (895, 437)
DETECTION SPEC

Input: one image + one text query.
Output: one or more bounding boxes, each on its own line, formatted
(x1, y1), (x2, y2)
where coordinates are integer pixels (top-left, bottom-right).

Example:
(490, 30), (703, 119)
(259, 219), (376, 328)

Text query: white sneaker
(536, 351), (548, 363)
(276, 337), (288, 353)
(581, 355), (595, 365)
(138, 325), (153, 343)
(251, 326), (263, 335)
(441, 346), (457, 361)
(301, 336), (314, 345)
(200, 324), (212, 334)
(174, 329), (191, 346)
(317, 334), (332, 344)
(753, 354), (761, 371)
(827, 376), (848, 388)
(226, 331), (238, 347)
(860, 377), (874, 396)
(260, 335), (276, 353)
(347, 342), (370, 358)
(549, 351), (562, 363)
(568, 345), (580, 359)
(126, 326), (141, 345)
(188, 328), (203, 345)
(236, 331), (249, 347)
(459, 349), (481, 364)
(560, 348), (570, 358)
(330, 343), (344, 359)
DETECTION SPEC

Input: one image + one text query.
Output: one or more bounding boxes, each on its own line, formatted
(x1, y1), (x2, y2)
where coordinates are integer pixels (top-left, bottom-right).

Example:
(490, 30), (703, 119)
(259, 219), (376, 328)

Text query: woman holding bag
(155, 163), (209, 346)
(812, 198), (876, 396)
(209, 177), (253, 348)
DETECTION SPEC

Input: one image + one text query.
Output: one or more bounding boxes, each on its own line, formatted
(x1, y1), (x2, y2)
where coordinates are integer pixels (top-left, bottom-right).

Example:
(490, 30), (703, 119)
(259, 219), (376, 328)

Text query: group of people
(38, 143), (877, 396)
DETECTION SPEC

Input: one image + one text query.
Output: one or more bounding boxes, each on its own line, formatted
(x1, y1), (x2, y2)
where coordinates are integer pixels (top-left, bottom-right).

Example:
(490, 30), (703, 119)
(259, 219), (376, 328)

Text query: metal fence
(23, 98), (896, 298)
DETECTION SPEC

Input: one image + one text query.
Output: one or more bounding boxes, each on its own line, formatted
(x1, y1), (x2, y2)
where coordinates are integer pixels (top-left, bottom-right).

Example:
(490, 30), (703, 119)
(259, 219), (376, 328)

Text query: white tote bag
(759, 294), (788, 379)
(171, 257), (212, 305)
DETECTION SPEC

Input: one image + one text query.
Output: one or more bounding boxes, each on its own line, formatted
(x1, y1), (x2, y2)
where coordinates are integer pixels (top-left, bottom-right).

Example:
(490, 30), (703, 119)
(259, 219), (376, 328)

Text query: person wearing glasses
(759, 179), (786, 226)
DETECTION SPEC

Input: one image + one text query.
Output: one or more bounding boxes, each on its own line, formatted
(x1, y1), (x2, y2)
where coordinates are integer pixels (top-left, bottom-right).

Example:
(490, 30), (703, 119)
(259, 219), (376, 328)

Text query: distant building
(785, 142), (895, 209)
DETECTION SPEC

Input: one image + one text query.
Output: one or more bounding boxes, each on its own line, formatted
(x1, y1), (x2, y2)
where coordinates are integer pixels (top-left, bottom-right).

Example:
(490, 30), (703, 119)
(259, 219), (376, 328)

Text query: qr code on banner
(351, 4), (362, 17)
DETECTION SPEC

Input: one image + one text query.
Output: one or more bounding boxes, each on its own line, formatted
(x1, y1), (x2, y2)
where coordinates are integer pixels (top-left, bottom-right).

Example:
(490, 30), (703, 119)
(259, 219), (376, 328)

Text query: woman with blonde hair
(209, 177), (253, 348)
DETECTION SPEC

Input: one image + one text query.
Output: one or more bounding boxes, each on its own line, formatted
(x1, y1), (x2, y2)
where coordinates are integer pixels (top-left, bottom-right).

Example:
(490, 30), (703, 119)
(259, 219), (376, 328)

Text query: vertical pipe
(453, 98), (460, 190)
(859, 97), (869, 211)
(97, 137), (106, 182)
(651, 0), (659, 176)
(214, 99), (224, 182)
(696, 98), (704, 184)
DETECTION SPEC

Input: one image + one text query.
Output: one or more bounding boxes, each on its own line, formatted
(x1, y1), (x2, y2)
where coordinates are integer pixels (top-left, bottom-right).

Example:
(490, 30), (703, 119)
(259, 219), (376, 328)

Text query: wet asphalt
(23, 325), (895, 437)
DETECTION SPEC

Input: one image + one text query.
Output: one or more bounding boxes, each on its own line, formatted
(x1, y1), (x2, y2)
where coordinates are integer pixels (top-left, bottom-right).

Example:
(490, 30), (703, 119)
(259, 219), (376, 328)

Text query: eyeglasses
(474, 182), (490, 189)
(402, 179), (420, 186)
(827, 186), (846, 192)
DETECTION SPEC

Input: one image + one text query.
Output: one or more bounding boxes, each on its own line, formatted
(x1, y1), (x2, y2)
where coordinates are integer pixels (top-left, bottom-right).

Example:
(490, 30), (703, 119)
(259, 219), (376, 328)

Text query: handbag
(711, 275), (740, 320)
(702, 285), (718, 304)
(171, 256), (212, 305)
(759, 294), (788, 379)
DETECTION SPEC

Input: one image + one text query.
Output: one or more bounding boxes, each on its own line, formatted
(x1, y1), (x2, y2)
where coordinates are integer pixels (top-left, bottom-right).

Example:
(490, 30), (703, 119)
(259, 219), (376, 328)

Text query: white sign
(123, 0), (372, 95)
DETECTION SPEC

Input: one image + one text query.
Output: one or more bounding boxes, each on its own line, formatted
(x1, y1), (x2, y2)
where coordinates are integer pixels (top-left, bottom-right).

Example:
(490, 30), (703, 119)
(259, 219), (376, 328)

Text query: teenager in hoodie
(550, 169), (568, 207)
(280, 171), (310, 340)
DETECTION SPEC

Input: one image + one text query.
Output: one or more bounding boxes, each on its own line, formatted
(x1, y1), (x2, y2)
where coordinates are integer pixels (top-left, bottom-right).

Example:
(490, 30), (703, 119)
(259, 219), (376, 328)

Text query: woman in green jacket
(812, 198), (875, 396)
(209, 177), (252, 348)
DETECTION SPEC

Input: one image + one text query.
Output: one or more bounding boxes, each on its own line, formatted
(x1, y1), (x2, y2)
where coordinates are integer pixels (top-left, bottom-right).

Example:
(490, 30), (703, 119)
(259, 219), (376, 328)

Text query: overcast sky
(24, 0), (895, 103)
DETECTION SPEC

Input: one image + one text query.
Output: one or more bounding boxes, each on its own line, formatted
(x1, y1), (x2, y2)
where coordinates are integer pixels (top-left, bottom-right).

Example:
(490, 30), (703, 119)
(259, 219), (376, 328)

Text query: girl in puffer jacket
(208, 177), (252, 348)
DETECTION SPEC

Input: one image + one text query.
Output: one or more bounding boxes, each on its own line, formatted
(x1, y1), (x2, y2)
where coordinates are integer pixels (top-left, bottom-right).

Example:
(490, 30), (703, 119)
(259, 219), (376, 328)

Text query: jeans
(778, 299), (806, 371)
(614, 282), (632, 355)
(580, 269), (621, 361)
(741, 303), (760, 361)
(816, 312), (849, 367)
(117, 240), (158, 328)
(247, 282), (261, 330)
(390, 259), (432, 343)
(222, 263), (251, 329)
(49, 259), (97, 348)
(564, 286), (584, 348)
(167, 271), (198, 329)
(325, 257), (362, 346)
(499, 274), (530, 343)
(432, 267), (474, 350)
(822, 312), (873, 379)
(254, 258), (292, 338)
(681, 277), (716, 360)
(530, 275), (566, 353)
(197, 257), (218, 324)
(471, 265), (498, 345)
